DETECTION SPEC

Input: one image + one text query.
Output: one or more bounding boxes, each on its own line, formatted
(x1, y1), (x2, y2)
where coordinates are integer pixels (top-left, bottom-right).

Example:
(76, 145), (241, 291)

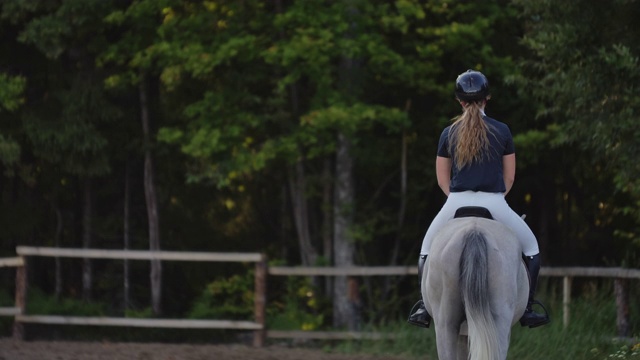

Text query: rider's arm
(436, 156), (451, 196)
(503, 153), (515, 196)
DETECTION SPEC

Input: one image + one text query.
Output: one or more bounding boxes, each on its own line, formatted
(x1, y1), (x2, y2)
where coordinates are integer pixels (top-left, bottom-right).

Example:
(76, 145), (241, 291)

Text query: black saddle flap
(454, 206), (493, 220)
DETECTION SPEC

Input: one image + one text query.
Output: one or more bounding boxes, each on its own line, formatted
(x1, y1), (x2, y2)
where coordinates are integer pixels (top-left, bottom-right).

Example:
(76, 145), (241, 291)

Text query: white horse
(422, 215), (529, 360)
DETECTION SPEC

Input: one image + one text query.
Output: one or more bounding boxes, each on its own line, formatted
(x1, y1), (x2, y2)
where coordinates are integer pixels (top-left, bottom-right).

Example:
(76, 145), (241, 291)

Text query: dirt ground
(0, 339), (413, 360)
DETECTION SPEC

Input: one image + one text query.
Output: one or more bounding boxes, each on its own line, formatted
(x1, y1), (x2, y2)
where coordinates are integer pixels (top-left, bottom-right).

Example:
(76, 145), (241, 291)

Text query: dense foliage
(0, 0), (638, 330)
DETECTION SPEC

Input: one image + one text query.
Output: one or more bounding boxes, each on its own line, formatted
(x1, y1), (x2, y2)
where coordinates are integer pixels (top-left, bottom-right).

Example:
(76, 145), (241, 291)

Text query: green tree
(153, 0), (523, 328)
(0, 0), (567, 330)
(100, 0), (173, 315)
(513, 0), (640, 266)
(0, 73), (24, 169)
(2, 0), (120, 300)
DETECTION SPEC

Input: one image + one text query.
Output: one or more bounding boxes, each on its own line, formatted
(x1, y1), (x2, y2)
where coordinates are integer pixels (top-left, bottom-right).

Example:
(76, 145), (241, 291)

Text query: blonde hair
(448, 102), (492, 170)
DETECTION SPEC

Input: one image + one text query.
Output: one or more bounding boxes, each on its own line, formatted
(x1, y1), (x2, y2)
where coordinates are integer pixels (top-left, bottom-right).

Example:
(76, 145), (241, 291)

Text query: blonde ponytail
(448, 102), (492, 170)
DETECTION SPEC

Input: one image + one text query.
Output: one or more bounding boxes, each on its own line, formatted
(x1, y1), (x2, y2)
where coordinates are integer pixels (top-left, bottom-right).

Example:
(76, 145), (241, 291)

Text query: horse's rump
(423, 217), (528, 360)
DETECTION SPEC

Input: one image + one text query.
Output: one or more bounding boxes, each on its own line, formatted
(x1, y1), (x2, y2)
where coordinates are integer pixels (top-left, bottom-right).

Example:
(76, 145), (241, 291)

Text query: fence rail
(15, 246), (263, 262)
(0, 307), (21, 316)
(0, 257), (23, 268)
(268, 265), (640, 278)
(2, 248), (639, 344)
(269, 266), (417, 276)
(267, 330), (395, 340)
(15, 315), (262, 329)
(541, 266), (640, 279)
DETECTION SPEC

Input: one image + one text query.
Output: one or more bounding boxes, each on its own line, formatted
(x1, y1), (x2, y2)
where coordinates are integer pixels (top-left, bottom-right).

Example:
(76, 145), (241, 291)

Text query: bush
(188, 270), (255, 320)
(27, 288), (106, 316)
(188, 266), (329, 331)
(266, 276), (327, 331)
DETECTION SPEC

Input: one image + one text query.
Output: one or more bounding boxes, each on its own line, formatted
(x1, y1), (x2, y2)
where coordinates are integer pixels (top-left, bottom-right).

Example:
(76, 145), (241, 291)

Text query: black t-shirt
(437, 116), (515, 193)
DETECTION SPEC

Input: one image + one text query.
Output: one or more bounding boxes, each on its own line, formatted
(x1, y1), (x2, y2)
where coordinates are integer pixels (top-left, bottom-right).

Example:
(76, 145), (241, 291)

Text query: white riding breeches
(419, 191), (540, 257)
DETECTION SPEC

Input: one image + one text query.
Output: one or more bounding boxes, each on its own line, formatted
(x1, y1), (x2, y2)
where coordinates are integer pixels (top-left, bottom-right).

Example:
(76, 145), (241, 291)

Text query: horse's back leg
(490, 271), (524, 359)
(432, 295), (465, 360)
(434, 321), (463, 360)
(494, 313), (514, 359)
(427, 269), (465, 359)
(456, 325), (469, 360)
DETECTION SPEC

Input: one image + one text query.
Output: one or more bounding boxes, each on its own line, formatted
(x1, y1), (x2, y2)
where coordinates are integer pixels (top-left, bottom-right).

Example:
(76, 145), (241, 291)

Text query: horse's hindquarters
(423, 217), (529, 360)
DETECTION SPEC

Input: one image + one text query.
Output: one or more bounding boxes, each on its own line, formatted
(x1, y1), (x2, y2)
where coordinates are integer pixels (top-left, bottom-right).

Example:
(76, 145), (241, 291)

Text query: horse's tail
(460, 229), (499, 360)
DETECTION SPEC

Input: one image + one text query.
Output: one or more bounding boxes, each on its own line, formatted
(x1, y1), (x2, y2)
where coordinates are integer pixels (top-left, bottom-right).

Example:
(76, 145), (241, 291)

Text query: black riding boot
(408, 255), (431, 328)
(520, 254), (551, 328)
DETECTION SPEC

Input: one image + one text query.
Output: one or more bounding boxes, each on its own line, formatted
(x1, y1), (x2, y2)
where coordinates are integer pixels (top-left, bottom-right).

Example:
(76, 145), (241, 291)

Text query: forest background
(1, 0), (639, 335)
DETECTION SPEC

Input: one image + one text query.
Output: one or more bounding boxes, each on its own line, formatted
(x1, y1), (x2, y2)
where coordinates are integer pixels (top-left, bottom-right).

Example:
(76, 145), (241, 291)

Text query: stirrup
(530, 300), (550, 320)
(520, 300), (550, 328)
(407, 300), (431, 328)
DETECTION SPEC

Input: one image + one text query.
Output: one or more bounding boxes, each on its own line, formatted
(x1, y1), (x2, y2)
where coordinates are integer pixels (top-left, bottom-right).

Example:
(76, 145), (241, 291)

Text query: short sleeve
(437, 127), (451, 157)
(503, 125), (515, 155)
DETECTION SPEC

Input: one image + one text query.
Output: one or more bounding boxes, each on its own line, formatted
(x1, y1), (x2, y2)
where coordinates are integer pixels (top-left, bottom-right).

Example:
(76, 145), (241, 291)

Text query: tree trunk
(277, 0), (318, 269)
(322, 156), (333, 297)
(140, 74), (162, 315)
(614, 278), (630, 337)
(82, 178), (92, 302)
(333, 132), (357, 329)
(332, 0), (361, 330)
(53, 203), (63, 300)
(123, 160), (131, 311)
(278, 185), (290, 261)
(288, 160), (318, 266)
(13, 258), (27, 340)
(391, 109), (409, 263)
(382, 128), (408, 299)
(536, 175), (553, 259)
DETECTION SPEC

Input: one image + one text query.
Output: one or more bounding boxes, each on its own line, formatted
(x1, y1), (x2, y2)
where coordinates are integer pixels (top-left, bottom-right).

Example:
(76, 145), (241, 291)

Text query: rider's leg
(419, 192), (474, 254)
(478, 192), (550, 328)
(408, 255), (431, 328)
(519, 253), (550, 328)
(409, 192), (473, 328)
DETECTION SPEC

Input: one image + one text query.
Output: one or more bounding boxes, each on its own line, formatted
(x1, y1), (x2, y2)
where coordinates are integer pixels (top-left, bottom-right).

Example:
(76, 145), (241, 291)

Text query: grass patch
(329, 284), (639, 360)
(508, 289), (638, 360)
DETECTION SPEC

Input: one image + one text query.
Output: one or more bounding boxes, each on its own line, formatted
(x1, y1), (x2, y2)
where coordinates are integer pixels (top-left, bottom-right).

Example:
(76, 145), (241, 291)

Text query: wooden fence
(268, 265), (640, 337)
(2, 248), (639, 345)
(540, 266), (640, 335)
(0, 256), (24, 320)
(3, 247), (268, 346)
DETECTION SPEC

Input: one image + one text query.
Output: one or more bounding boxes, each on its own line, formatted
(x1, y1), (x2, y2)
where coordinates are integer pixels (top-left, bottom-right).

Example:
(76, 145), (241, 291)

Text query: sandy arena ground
(0, 339), (413, 360)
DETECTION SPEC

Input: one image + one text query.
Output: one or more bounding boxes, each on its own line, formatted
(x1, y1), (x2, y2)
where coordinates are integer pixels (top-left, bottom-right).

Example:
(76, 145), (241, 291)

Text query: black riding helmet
(455, 70), (490, 102)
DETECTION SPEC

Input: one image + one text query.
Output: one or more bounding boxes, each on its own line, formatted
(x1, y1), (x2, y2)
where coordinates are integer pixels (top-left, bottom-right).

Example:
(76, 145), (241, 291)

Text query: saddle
(453, 206), (493, 220)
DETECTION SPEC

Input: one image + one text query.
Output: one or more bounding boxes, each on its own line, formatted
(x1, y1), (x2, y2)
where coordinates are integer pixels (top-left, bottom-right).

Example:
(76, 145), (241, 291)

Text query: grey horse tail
(460, 229), (499, 359)
(460, 230), (489, 312)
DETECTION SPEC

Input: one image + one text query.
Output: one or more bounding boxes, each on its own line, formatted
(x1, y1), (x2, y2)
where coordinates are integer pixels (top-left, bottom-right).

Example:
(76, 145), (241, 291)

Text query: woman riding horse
(408, 69), (549, 329)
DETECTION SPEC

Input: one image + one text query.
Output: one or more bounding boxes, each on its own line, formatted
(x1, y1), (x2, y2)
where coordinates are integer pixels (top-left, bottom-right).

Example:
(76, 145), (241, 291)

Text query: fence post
(253, 254), (267, 347)
(613, 278), (630, 337)
(13, 257), (27, 340)
(562, 276), (572, 328)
